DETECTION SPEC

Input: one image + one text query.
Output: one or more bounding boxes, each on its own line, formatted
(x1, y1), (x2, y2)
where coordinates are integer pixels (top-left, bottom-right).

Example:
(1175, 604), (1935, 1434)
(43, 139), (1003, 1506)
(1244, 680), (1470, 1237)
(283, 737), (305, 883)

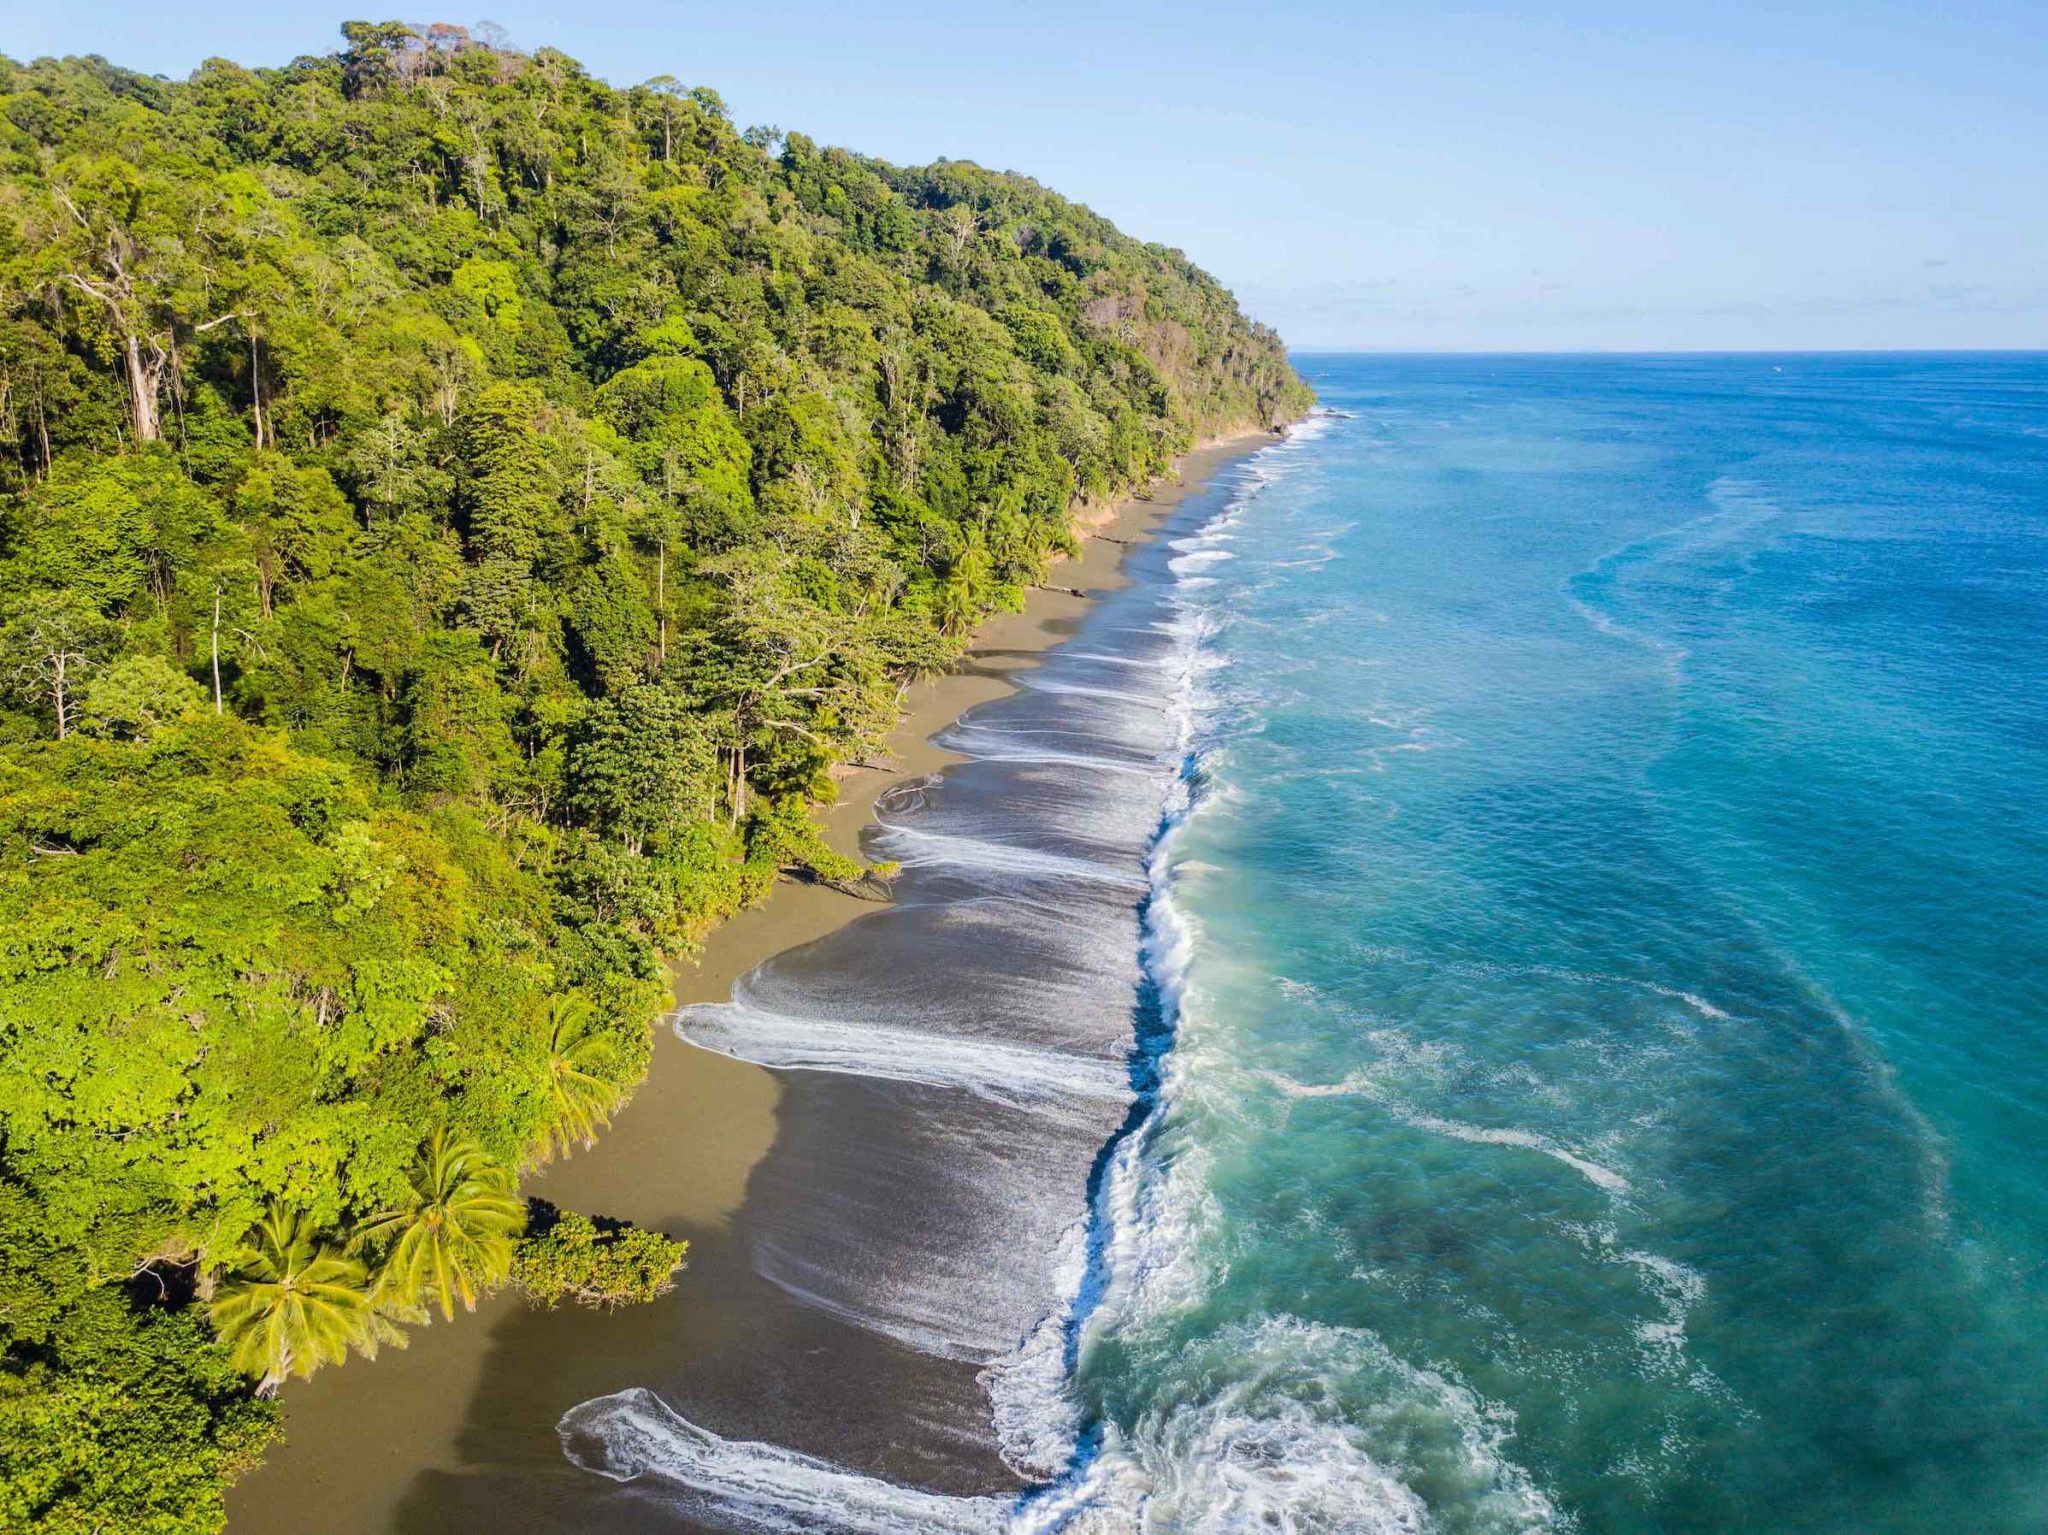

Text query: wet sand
(226, 430), (1277, 1534)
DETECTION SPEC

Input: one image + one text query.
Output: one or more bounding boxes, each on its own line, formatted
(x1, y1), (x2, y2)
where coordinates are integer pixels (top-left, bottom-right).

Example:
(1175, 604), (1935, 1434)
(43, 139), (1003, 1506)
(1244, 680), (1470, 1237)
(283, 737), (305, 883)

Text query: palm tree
(355, 1127), (525, 1320)
(935, 543), (992, 637)
(933, 575), (973, 638)
(541, 996), (623, 1160)
(210, 1205), (384, 1395)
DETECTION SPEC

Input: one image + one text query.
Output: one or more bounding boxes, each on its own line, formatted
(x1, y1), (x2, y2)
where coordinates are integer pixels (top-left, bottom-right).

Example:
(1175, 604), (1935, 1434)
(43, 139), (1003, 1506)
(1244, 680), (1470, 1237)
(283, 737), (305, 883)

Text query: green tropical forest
(0, 20), (1309, 1532)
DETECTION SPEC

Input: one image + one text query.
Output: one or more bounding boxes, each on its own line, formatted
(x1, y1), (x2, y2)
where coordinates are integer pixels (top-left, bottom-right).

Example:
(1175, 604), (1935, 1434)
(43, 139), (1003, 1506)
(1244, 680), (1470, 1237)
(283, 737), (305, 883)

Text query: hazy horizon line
(1285, 346), (2048, 357)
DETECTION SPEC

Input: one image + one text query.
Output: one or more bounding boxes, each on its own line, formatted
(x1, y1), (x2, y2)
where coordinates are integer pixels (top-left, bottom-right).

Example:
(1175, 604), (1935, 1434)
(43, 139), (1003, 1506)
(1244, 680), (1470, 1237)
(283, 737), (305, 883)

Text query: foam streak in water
(677, 1001), (1125, 1107)
(1254, 1068), (1633, 1195)
(872, 823), (1147, 892)
(561, 1390), (1008, 1535)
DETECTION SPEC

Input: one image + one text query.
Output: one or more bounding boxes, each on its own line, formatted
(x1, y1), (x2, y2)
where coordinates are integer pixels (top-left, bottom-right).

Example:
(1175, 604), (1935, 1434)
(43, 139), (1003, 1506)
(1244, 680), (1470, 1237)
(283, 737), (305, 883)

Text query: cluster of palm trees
(210, 1129), (523, 1395)
(210, 1002), (624, 1395)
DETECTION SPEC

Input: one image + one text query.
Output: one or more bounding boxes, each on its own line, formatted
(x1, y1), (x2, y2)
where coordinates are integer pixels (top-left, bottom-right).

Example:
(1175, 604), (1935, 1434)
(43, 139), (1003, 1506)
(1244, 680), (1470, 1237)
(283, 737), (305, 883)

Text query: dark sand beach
(227, 432), (1275, 1534)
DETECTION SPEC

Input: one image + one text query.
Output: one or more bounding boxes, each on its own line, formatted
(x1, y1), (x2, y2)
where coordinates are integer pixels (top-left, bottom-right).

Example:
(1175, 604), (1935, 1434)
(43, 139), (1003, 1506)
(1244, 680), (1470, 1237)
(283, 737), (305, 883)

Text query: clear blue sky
(6, 2), (2044, 351)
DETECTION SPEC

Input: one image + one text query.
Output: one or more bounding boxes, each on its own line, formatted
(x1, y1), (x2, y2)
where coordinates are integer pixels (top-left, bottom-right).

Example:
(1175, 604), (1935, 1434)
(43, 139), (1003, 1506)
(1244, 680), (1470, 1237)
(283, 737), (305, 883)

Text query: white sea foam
(1402, 1113), (1632, 1195)
(929, 730), (1163, 777)
(980, 1220), (1092, 1479)
(1277, 408), (1342, 444)
(561, 1334), (1533, 1535)
(677, 1001), (1125, 1107)
(743, 1262), (1014, 1363)
(1015, 676), (1166, 707)
(1020, 1319), (1558, 1535)
(1259, 1067), (1385, 1099)
(1639, 982), (1732, 1021)
(1254, 1068), (1632, 1195)
(1620, 1248), (1706, 1372)
(871, 824), (1147, 892)
(1053, 650), (1161, 669)
(560, 1390), (1010, 1534)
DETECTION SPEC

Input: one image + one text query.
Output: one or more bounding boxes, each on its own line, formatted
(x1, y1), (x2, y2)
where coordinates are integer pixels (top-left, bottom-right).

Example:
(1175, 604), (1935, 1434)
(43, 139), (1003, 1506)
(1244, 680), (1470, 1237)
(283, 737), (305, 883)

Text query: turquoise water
(1073, 355), (2048, 1532)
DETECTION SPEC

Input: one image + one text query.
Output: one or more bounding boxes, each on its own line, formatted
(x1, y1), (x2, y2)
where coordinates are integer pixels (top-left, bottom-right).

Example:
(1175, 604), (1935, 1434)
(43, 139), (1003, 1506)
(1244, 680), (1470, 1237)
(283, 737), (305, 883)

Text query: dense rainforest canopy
(0, 21), (1309, 1532)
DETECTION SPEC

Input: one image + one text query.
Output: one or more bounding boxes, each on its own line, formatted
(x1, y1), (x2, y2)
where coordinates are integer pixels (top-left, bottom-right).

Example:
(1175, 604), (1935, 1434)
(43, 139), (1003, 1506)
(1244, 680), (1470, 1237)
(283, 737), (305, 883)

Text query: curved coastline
(226, 428), (1283, 1535)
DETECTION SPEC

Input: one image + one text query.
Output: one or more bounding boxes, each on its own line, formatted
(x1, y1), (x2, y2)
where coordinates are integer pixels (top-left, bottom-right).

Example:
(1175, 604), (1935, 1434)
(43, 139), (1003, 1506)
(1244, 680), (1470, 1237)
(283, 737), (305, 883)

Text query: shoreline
(226, 426), (1281, 1533)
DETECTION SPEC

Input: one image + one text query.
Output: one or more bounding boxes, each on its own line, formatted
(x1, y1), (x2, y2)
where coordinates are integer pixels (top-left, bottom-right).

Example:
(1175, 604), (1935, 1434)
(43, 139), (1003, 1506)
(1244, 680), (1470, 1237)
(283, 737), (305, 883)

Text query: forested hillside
(0, 22), (1309, 1532)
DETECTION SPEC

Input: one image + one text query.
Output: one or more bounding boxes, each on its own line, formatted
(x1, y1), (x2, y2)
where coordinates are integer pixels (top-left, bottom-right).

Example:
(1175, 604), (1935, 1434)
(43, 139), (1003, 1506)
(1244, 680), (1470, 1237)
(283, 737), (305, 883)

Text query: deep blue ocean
(568, 355), (2048, 1535)
(1069, 354), (2048, 1532)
